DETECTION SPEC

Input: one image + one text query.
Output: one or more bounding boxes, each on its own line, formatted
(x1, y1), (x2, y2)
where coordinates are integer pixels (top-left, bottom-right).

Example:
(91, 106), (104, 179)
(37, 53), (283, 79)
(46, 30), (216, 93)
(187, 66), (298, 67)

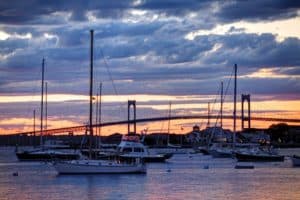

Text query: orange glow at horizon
(0, 94), (299, 135)
(1, 116), (299, 136)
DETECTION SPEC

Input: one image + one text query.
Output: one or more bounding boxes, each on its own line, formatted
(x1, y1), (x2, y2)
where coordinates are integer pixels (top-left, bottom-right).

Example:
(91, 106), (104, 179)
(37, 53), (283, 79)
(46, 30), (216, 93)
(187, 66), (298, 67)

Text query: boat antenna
(89, 30), (94, 159)
(40, 58), (45, 148)
(233, 64), (237, 148)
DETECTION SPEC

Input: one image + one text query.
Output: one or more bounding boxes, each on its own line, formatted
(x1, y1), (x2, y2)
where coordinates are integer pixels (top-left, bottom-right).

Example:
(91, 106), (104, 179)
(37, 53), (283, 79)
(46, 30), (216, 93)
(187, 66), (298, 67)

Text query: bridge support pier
(241, 94), (251, 130)
(128, 100), (137, 135)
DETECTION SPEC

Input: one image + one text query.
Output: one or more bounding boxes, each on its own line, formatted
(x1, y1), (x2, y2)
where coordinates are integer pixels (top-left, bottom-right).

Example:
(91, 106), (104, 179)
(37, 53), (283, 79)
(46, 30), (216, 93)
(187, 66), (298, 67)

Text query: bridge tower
(241, 94), (251, 130)
(128, 100), (137, 135)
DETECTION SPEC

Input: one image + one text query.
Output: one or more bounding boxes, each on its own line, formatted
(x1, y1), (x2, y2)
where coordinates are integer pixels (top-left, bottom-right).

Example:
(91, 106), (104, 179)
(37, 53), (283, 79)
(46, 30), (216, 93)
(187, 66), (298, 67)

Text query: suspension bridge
(15, 115), (300, 136)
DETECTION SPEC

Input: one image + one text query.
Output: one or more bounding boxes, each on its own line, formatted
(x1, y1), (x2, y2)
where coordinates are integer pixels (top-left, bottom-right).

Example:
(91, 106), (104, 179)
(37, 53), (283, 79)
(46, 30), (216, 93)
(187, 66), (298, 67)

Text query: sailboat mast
(98, 82), (102, 145)
(95, 92), (99, 137)
(40, 58), (45, 147)
(89, 30), (94, 158)
(33, 109), (36, 147)
(167, 101), (171, 144)
(233, 64), (237, 148)
(207, 102), (210, 127)
(220, 81), (223, 128)
(45, 82), (48, 132)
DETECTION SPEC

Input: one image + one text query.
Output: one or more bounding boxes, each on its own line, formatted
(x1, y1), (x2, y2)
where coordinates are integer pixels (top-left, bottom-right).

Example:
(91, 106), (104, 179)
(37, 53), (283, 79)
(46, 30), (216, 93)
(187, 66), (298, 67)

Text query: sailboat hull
(53, 160), (147, 174)
(236, 152), (284, 162)
(16, 150), (80, 161)
(119, 155), (169, 163)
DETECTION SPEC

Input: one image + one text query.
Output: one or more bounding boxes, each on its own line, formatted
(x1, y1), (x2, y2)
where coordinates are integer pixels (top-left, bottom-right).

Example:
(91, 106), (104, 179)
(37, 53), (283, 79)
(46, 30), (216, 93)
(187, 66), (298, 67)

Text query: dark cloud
(0, 0), (135, 24)
(279, 67), (300, 75)
(202, 34), (300, 69)
(136, 0), (212, 16)
(239, 77), (300, 95)
(1, 0), (299, 25)
(1, 29), (300, 96)
(217, 0), (300, 22)
(0, 1), (299, 103)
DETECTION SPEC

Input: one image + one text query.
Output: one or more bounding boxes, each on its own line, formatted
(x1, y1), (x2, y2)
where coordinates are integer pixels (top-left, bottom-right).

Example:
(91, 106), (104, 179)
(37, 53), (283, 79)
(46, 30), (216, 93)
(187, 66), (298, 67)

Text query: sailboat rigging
(16, 59), (80, 161)
(53, 30), (146, 174)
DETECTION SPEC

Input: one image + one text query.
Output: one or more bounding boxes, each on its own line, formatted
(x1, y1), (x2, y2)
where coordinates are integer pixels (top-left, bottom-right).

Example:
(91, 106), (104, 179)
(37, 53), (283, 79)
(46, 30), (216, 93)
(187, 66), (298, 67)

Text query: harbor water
(1, 147), (300, 200)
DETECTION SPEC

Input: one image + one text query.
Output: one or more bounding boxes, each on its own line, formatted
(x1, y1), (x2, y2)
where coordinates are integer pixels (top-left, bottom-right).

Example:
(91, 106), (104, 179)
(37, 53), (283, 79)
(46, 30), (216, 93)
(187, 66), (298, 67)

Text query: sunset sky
(0, 0), (300, 135)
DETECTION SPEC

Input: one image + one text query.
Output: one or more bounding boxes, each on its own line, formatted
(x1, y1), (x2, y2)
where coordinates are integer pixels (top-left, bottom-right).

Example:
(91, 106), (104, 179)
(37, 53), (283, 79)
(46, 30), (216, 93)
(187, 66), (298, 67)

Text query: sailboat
(233, 64), (284, 162)
(153, 101), (192, 155)
(208, 82), (234, 158)
(235, 147), (284, 162)
(53, 30), (146, 174)
(16, 59), (80, 161)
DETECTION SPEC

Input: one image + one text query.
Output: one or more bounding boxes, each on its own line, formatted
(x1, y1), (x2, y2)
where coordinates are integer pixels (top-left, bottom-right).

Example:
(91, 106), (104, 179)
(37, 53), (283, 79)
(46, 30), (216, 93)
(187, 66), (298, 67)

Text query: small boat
(291, 155), (300, 167)
(53, 159), (146, 174)
(235, 147), (284, 162)
(16, 149), (80, 161)
(117, 134), (173, 162)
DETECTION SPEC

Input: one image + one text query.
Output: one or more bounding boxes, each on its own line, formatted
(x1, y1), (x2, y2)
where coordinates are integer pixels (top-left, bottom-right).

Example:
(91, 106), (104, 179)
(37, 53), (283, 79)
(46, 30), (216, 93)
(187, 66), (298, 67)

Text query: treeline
(0, 123), (299, 147)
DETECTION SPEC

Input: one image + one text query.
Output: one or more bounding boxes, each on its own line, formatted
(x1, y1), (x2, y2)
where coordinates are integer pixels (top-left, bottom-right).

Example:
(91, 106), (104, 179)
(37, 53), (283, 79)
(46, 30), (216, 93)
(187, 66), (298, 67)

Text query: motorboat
(291, 155), (300, 167)
(117, 134), (173, 162)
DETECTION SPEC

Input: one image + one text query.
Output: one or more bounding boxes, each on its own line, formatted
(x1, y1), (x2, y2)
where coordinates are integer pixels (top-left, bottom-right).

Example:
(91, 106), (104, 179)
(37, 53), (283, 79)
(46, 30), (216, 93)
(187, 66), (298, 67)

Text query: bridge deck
(14, 115), (300, 135)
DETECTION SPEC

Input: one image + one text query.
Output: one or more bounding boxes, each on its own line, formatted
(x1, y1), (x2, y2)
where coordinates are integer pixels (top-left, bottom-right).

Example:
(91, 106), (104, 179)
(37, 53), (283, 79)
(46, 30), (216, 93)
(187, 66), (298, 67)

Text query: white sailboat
(54, 159), (146, 174)
(53, 30), (146, 174)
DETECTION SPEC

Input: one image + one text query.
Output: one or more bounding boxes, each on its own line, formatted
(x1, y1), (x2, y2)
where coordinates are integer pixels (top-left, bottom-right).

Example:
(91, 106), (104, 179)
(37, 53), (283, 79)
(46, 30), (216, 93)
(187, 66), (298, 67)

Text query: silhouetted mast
(89, 30), (94, 158)
(167, 101), (171, 144)
(33, 109), (36, 147)
(220, 81), (223, 128)
(40, 58), (45, 147)
(98, 82), (102, 146)
(207, 102), (210, 127)
(95, 92), (99, 137)
(233, 64), (237, 147)
(45, 82), (48, 131)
